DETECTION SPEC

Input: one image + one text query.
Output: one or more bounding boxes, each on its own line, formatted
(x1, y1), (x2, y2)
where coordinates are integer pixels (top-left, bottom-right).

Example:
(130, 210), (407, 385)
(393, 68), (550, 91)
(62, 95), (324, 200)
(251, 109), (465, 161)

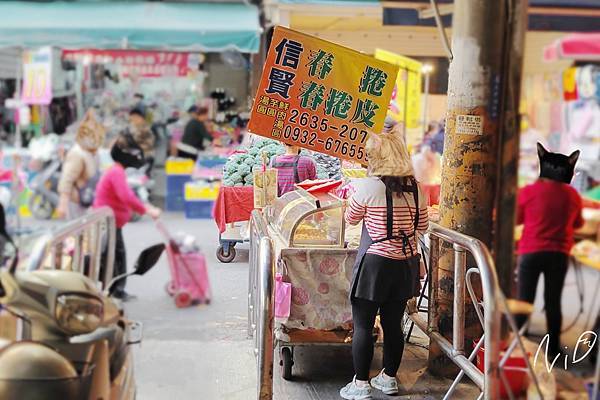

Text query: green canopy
(0, 1), (261, 53)
(278, 0), (379, 4)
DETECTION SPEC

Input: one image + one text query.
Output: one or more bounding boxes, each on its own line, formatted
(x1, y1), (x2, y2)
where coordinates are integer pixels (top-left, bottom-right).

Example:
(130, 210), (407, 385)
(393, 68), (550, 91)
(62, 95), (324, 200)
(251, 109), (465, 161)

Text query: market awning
(0, 1), (261, 53)
(543, 33), (600, 61)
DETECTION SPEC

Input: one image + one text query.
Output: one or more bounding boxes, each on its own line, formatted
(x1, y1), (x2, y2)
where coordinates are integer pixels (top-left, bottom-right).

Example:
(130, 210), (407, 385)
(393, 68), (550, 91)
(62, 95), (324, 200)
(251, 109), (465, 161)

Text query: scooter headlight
(55, 294), (104, 335)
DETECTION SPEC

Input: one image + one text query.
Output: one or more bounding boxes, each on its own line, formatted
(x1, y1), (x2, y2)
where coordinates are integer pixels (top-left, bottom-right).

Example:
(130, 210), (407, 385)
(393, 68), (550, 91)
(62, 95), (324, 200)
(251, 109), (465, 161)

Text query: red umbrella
(544, 33), (600, 62)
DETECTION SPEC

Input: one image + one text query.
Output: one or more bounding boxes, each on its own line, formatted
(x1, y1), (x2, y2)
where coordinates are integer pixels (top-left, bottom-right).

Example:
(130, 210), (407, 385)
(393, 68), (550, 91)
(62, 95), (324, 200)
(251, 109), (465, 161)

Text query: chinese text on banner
(248, 26), (398, 163)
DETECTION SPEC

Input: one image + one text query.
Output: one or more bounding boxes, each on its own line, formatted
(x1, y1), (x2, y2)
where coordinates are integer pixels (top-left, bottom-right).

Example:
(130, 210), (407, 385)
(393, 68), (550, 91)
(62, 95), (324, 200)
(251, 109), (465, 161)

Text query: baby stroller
(156, 221), (211, 308)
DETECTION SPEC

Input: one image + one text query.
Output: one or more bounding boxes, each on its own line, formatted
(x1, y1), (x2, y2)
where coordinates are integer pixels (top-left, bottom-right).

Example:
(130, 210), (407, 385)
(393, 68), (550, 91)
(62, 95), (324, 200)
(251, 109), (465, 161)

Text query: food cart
(248, 187), (360, 380)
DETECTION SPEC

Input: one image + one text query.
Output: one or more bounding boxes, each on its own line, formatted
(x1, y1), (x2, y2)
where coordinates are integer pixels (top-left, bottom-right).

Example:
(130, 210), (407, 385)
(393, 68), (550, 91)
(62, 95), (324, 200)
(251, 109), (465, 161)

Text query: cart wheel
(174, 291), (192, 308)
(280, 347), (293, 380)
(216, 246), (236, 263)
(165, 281), (176, 296)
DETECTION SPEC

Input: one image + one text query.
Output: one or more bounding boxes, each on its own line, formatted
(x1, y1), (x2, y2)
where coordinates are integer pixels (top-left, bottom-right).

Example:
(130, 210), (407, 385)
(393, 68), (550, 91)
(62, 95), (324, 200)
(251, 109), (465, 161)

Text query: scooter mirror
(133, 243), (165, 276)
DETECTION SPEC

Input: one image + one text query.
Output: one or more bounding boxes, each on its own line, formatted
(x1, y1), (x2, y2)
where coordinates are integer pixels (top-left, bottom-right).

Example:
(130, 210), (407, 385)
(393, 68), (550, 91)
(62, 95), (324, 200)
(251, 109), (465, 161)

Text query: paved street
(121, 214), (599, 399)
(20, 212), (598, 399)
(119, 214), (478, 400)
(123, 214), (256, 400)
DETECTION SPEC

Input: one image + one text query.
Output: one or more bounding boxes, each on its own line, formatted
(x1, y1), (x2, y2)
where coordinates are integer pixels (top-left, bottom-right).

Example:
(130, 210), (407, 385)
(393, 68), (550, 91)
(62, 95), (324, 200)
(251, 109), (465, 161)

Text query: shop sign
(21, 47), (52, 105)
(374, 49), (422, 130)
(62, 50), (191, 77)
(248, 26), (398, 163)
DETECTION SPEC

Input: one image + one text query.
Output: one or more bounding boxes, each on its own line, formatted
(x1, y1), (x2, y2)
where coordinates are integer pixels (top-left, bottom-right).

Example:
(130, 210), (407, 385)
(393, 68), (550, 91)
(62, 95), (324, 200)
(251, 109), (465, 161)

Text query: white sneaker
(340, 377), (373, 400)
(370, 370), (399, 395)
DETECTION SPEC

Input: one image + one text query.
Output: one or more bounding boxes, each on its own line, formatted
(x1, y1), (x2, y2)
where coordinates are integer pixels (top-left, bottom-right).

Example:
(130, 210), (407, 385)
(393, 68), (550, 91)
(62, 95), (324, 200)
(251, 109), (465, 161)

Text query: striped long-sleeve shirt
(271, 155), (317, 196)
(345, 177), (429, 260)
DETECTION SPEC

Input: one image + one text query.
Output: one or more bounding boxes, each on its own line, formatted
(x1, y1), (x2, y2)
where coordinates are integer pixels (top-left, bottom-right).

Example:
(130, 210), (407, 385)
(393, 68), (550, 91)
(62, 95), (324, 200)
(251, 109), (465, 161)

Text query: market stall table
(212, 186), (254, 262)
(571, 241), (600, 400)
(515, 215), (600, 399)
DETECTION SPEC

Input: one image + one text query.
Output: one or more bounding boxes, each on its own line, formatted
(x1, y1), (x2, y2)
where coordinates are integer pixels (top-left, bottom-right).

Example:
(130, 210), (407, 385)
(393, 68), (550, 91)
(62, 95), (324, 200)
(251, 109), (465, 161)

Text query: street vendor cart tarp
(0, 1), (261, 53)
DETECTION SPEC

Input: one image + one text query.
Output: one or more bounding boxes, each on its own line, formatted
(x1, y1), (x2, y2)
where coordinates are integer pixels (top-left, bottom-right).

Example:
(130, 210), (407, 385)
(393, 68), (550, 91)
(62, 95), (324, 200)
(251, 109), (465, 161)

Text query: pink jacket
(93, 164), (145, 228)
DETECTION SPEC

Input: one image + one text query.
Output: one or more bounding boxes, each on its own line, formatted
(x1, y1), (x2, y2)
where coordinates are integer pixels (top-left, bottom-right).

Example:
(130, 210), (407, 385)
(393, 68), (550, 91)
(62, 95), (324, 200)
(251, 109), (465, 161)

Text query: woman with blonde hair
(57, 110), (105, 219)
(340, 130), (429, 400)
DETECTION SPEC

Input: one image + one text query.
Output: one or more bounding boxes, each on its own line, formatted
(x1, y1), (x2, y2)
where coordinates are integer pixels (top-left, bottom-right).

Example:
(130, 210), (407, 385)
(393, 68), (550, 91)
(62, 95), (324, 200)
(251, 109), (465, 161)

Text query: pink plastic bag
(274, 274), (292, 319)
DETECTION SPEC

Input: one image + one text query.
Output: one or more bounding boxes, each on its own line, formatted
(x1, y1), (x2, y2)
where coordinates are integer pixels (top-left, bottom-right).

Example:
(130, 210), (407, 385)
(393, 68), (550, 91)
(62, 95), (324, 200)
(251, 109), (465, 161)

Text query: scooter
(28, 155), (61, 220)
(27, 134), (64, 220)
(0, 208), (165, 400)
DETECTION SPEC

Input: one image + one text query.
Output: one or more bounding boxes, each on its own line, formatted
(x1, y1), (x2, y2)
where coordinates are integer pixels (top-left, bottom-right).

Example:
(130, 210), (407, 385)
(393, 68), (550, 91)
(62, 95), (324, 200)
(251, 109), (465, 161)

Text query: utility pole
(428, 0), (528, 378)
(494, 0), (528, 296)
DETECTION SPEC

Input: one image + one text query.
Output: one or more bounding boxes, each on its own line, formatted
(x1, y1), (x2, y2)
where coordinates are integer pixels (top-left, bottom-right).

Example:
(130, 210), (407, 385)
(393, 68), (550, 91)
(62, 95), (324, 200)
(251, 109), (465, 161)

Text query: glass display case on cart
(267, 189), (346, 248)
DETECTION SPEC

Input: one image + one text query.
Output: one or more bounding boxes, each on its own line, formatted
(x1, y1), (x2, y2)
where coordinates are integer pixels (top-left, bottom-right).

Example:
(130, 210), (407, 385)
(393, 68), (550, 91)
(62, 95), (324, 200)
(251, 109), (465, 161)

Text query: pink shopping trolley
(156, 221), (211, 308)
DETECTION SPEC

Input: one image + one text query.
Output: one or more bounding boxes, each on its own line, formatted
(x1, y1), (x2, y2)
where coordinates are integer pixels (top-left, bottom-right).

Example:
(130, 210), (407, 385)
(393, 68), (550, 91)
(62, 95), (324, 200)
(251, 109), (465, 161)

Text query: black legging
(516, 251), (569, 355)
(352, 298), (408, 381)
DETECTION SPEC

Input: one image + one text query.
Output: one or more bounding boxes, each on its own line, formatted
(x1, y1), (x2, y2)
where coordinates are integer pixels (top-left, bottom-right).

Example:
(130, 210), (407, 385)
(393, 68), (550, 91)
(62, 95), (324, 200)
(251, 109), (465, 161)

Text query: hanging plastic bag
(274, 273), (292, 320)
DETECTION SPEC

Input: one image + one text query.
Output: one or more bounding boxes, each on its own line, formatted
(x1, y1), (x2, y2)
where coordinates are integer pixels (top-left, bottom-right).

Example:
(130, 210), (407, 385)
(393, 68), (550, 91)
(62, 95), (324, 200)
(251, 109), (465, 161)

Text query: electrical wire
(429, 0), (453, 61)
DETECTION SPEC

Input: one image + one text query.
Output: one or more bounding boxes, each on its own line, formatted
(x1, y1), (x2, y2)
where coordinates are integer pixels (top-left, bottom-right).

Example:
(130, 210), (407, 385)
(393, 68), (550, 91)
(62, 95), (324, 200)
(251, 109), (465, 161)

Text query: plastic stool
(442, 270), (543, 400)
(498, 299), (536, 400)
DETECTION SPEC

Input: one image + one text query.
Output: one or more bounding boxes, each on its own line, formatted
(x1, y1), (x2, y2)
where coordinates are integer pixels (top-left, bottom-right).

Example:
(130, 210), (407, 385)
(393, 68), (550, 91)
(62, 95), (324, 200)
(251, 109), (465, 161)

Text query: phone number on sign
(285, 110), (368, 161)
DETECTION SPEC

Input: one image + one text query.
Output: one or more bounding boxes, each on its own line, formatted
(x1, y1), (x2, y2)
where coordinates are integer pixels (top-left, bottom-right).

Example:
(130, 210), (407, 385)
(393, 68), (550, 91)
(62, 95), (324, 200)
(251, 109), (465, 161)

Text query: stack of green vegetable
(304, 151), (342, 180)
(222, 139), (285, 187)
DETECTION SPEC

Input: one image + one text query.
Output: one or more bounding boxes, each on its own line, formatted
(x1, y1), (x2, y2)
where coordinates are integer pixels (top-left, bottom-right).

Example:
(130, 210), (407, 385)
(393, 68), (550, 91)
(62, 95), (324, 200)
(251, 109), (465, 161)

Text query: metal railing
(24, 208), (117, 289)
(248, 210), (275, 400)
(249, 216), (507, 399)
(408, 222), (502, 399)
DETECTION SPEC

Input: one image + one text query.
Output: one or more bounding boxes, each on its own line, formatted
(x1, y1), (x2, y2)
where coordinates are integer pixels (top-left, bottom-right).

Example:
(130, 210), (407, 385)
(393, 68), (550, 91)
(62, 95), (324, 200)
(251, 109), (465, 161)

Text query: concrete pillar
(428, 0), (528, 380)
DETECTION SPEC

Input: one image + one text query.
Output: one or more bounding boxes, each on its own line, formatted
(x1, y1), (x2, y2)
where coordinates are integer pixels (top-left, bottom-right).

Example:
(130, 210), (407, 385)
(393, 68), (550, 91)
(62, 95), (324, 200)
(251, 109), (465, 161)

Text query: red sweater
(93, 164), (146, 228)
(517, 179), (584, 255)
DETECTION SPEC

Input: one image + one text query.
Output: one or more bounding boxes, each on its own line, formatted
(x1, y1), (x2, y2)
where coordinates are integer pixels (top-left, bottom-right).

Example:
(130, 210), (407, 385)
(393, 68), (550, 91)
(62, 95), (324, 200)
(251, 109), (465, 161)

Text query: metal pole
(422, 71), (431, 136)
(493, 0), (529, 296)
(453, 244), (466, 355)
(14, 47), (22, 149)
(402, 68), (409, 137)
(593, 340), (600, 400)
(12, 47), (23, 237)
(257, 236), (274, 400)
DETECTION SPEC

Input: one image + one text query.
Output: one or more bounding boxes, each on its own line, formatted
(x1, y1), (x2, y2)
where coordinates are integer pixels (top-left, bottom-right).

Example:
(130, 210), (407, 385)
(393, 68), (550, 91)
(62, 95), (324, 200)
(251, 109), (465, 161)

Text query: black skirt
(352, 253), (421, 303)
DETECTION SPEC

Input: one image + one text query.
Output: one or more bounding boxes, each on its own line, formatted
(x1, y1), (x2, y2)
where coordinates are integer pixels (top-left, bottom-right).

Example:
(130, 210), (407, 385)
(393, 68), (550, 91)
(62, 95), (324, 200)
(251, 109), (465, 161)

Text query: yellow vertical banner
(374, 49), (422, 130)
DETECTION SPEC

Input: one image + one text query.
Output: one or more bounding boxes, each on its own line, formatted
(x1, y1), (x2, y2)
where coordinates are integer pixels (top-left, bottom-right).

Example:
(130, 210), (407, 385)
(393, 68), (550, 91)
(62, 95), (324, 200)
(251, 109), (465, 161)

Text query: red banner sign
(62, 49), (190, 77)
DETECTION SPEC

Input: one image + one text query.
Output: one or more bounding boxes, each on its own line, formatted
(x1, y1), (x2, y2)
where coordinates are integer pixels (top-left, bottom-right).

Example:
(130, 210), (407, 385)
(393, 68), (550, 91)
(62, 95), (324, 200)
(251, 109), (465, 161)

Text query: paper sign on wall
(456, 114), (484, 135)
(248, 26), (398, 163)
(21, 47), (52, 105)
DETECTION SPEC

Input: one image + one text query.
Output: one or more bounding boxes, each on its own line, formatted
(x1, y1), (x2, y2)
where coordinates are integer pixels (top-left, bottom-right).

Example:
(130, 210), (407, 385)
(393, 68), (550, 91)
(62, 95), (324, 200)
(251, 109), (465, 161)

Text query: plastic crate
(184, 200), (214, 219)
(196, 156), (227, 169)
(166, 194), (185, 212)
(166, 158), (195, 175)
(166, 175), (191, 194)
(184, 182), (220, 201)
